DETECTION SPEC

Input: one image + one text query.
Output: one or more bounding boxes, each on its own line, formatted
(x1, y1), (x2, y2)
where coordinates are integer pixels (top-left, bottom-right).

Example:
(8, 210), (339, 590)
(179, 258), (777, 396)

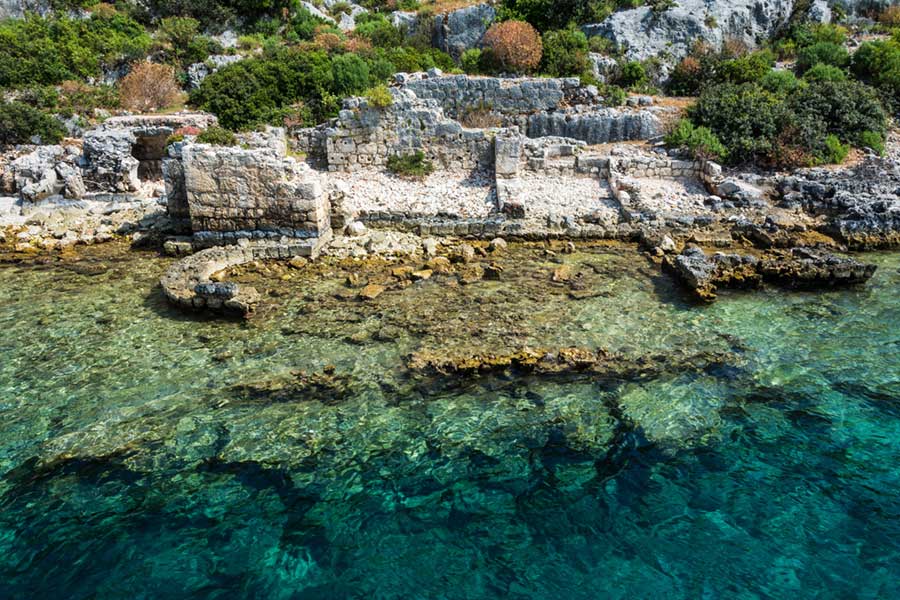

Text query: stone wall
(82, 113), (217, 194)
(181, 144), (330, 237)
(401, 75), (582, 118)
(324, 90), (498, 172)
(524, 108), (663, 145)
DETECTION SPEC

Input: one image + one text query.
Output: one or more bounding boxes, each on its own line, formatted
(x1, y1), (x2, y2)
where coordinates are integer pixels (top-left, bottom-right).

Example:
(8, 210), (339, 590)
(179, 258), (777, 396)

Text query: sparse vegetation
(119, 62), (183, 112)
(387, 151), (435, 178)
(196, 125), (237, 146)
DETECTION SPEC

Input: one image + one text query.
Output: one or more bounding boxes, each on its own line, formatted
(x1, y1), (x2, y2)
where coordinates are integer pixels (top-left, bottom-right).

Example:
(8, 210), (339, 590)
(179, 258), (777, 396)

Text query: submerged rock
(666, 245), (876, 301)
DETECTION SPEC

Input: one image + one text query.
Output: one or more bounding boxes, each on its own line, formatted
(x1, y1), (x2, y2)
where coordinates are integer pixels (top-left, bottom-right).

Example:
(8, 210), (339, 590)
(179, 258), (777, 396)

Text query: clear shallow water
(0, 246), (898, 599)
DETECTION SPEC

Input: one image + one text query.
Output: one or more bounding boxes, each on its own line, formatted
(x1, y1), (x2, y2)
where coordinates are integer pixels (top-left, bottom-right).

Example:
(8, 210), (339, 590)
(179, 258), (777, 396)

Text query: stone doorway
(131, 133), (169, 181)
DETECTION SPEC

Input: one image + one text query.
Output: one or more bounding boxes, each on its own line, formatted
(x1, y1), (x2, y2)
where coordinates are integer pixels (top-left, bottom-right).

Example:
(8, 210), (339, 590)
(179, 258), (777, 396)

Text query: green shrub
(718, 49), (775, 84)
(331, 53), (370, 96)
(190, 49), (335, 130)
(196, 125), (237, 146)
(540, 27), (589, 77)
(603, 84), (627, 106)
(787, 79), (888, 144)
(851, 40), (900, 114)
(461, 48), (482, 74)
(619, 60), (648, 88)
(364, 84), (393, 108)
(17, 85), (60, 110)
(759, 69), (802, 95)
(0, 12), (151, 87)
(802, 63), (847, 82)
(823, 134), (850, 164)
(664, 118), (728, 161)
(858, 130), (886, 155)
(688, 82), (785, 162)
(0, 101), (65, 145)
(796, 42), (850, 73)
(353, 13), (402, 48)
(386, 151), (434, 178)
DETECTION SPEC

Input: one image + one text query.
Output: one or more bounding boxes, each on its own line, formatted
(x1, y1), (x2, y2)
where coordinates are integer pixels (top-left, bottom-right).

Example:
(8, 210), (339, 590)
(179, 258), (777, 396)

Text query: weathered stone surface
(526, 109), (663, 145)
(432, 3), (496, 60)
(181, 142), (329, 236)
(583, 0), (795, 63)
(187, 54), (244, 89)
(666, 245), (876, 301)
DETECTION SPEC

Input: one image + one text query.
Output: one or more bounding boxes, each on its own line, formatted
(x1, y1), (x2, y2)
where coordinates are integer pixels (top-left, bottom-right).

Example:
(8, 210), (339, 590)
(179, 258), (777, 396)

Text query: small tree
(119, 62), (183, 112)
(482, 20), (542, 74)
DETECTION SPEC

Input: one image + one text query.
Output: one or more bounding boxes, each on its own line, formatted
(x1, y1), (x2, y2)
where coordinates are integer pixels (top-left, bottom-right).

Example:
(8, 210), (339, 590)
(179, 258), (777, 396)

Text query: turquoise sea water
(0, 246), (898, 599)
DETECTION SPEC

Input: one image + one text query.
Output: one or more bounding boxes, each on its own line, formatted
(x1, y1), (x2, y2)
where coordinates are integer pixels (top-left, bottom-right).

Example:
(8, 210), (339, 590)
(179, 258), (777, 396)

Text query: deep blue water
(0, 248), (898, 599)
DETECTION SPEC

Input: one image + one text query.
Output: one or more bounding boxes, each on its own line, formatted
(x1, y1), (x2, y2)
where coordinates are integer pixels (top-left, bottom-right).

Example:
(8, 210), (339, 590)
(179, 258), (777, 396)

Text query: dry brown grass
(420, 0), (483, 15)
(119, 62), (184, 113)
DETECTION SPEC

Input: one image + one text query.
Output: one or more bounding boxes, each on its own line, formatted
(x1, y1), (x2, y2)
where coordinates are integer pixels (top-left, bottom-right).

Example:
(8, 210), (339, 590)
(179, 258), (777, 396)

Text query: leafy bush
(664, 118), (727, 161)
(353, 13), (402, 48)
(58, 80), (120, 115)
(618, 60), (648, 88)
(689, 83), (785, 162)
(461, 48), (482, 74)
(796, 42), (850, 73)
(190, 49), (334, 130)
(851, 40), (900, 114)
(364, 84), (393, 108)
(803, 63), (847, 82)
(0, 101), (65, 145)
(540, 27), (589, 77)
(482, 20), (543, 74)
(196, 126), (237, 146)
(823, 134), (850, 164)
(858, 130), (886, 155)
(119, 62), (183, 112)
(787, 79), (888, 145)
(759, 69), (802, 95)
(387, 151), (434, 178)
(331, 53), (370, 96)
(0, 12), (151, 86)
(602, 84), (627, 106)
(717, 49), (774, 84)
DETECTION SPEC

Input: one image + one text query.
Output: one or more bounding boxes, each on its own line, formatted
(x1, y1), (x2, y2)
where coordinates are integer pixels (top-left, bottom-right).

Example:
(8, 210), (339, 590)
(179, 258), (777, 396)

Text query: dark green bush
(759, 69), (802, 95)
(688, 83), (784, 161)
(331, 53), (370, 97)
(540, 27), (590, 77)
(0, 101), (65, 145)
(190, 48), (335, 130)
(803, 63), (847, 82)
(851, 40), (900, 114)
(387, 151), (434, 178)
(787, 79), (888, 146)
(717, 49), (775, 84)
(618, 60), (648, 88)
(796, 42), (850, 73)
(353, 13), (402, 48)
(196, 125), (237, 146)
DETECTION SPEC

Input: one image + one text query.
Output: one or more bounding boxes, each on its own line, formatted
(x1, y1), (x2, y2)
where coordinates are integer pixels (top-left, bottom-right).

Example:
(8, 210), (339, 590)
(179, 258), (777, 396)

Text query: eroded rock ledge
(666, 246), (877, 302)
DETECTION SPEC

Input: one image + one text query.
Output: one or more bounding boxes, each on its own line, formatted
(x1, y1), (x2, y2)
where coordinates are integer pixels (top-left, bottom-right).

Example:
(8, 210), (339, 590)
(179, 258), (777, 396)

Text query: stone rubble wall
(524, 108), (663, 145)
(401, 74), (583, 118)
(181, 143), (330, 236)
(82, 113), (217, 194)
(324, 90), (498, 172)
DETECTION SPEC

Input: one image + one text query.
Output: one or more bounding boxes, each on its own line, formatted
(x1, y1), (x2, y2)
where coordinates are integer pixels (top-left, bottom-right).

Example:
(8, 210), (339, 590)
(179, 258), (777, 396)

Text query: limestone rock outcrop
(432, 3), (496, 60)
(583, 0), (796, 62)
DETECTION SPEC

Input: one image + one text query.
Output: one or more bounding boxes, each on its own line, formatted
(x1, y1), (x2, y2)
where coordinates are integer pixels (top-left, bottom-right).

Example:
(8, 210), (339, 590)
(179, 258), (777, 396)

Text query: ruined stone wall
(324, 91), (496, 172)
(524, 108), (663, 145)
(401, 75), (581, 118)
(182, 144), (329, 236)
